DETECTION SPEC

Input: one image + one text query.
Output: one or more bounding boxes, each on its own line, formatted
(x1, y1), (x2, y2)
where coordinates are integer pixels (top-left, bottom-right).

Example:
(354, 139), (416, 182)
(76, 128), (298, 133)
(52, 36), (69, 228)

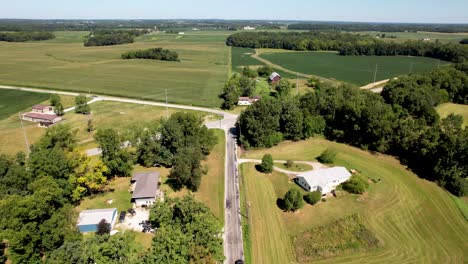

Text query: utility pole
(296, 72), (299, 95)
(409, 63), (414, 74)
(165, 88), (168, 119)
(373, 64), (378, 83)
(18, 112), (30, 156)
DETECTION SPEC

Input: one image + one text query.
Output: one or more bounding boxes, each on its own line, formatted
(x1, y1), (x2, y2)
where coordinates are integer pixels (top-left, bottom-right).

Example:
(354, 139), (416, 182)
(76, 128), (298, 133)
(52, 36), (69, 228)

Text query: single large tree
(258, 154), (274, 174)
(75, 95), (90, 114)
(283, 188), (304, 212)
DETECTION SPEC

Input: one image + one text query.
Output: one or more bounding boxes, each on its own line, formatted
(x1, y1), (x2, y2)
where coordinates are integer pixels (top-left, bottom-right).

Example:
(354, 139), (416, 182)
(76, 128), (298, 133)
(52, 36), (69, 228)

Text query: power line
(373, 64), (378, 83)
(18, 112), (30, 156)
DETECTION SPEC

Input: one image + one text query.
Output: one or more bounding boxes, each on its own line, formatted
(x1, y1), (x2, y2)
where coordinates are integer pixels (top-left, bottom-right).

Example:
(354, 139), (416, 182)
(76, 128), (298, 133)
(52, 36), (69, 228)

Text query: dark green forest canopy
(0, 31), (55, 42)
(122, 47), (180, 61)
(226, 31), (468, 63)
(287, 22), (468, 33)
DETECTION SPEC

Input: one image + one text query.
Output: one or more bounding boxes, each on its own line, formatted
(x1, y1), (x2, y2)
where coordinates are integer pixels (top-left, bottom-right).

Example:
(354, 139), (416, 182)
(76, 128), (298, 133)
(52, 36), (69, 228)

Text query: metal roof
(77, 208), (117, 226)
(297, 167), (351, 188)
(23, 112), (59, 121)
(132, 172), (160, 199)
(269, 72), (280, 80)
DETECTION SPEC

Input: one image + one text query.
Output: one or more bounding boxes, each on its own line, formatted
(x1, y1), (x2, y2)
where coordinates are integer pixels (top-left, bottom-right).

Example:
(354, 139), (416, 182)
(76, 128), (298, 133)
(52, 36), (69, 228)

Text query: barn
(269, 72), (281, 83)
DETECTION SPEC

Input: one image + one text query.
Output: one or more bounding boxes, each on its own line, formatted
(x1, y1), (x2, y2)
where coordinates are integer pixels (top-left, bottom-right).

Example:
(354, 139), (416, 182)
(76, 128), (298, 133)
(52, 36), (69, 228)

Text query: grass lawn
(0, 31), (230, 107)
(259, 51), (449, 86)
(75, 177), (132, 213)
(275, 162), (313, 172)
(0, 89), (49, 120)
(436, 102), (468, 126)
(240, 138), (468, 263)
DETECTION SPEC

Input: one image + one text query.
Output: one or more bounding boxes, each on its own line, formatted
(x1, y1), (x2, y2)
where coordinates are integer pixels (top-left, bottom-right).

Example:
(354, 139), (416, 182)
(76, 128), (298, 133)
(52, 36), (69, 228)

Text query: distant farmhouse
(295, 167), (352, 195)
(269, 72), (281, 84)
(21, 104), (62, 127)
(238, 96), (261, 106)
(77, 208), (118, 233)
(243, 26), (256, 30)
(131, 172), (161, 207)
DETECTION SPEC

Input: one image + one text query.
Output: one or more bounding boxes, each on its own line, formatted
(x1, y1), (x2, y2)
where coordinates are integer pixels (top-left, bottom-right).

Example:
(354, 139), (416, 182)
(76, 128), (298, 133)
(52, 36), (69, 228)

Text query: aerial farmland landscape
(0, 1), (467, 264)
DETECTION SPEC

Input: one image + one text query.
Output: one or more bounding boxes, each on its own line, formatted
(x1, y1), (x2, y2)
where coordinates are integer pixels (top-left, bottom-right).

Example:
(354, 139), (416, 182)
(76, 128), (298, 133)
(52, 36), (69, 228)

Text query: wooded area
(84, 29), (149, 47)
(238, 63), (468, 196)
(287, 22), (468, 33)
(0, 31), (55, 42)
(226, 32), (468, 62)
(121, 47), (180, 61)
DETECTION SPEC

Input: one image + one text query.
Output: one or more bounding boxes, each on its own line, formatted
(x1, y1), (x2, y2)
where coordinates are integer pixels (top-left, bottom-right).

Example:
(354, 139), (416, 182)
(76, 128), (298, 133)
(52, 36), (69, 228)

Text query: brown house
(269, 72), (281, 84)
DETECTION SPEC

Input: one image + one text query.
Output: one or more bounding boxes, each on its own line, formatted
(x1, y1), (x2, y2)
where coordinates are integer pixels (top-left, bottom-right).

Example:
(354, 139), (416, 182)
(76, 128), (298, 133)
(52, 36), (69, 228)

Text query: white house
(77, 208), (118, 233)
(295, 167), (352, 194)
(243, 26), (256, 30)
(238, 96), (261, 106)
(131, 172), (160, 207)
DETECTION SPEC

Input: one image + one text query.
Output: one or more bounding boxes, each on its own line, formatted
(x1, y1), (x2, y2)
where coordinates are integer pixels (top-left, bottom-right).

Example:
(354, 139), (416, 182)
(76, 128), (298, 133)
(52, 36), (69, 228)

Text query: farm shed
(269, 72), (281, 83)
(131, 172), (160, 207)
(77, 208), (118, 233)
(295, 167), (351, 194)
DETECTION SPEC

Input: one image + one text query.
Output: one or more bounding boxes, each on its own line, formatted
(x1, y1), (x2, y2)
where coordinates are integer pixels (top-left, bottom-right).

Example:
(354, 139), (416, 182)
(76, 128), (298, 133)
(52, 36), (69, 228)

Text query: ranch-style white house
(238, 96), (261, 106)
(295, 167), (352, 194)
(131, 172), (160, 207)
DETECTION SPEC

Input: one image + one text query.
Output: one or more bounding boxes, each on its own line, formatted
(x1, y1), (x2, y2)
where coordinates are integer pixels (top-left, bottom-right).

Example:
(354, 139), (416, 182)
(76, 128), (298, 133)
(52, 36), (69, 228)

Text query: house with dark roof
(131, 172), (160, 207)
(22, 104), (62, 127)
(269, 72), (281, 84)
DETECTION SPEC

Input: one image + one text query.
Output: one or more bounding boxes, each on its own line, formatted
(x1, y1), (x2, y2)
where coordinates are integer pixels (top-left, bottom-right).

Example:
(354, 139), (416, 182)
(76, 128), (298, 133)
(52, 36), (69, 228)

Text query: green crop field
(231, 47), (295, 78)
(259, 51), (449, 85)
(240, 138), (468, 263)
(436, 103), (468, 126)
(352, 31), (468, 44)
(0, 31), (231, 107)
(0, 89), (49, 120)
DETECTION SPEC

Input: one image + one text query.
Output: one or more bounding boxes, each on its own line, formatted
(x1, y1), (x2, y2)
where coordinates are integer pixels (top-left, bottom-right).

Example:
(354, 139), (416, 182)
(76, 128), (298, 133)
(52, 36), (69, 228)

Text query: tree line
(226, 32), (468, 63)
(121, 47), (180, 61)
(0, 31), (55, 42)
(238, 63), (468, 196)
(287, 22), (468, 33)
(84, 29), (149, 47)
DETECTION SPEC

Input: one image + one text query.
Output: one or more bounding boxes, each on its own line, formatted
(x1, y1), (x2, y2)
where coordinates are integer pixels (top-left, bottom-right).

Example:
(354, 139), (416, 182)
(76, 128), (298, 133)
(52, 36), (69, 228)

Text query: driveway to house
(0, 84), (244, 264)
(238, 158), (327, 175)
(115, 207), (149, 232)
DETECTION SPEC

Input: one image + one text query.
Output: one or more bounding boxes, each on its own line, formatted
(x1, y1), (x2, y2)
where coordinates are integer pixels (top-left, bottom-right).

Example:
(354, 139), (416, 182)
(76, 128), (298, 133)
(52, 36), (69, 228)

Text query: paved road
(0, 84), (244, 263)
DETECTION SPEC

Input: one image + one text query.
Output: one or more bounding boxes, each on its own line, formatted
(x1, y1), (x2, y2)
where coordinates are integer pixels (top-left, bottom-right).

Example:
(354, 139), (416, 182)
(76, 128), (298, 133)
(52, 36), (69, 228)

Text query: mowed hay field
(0, 31), (230, 107)
(240, 138), (468, 263)
(259, 51), (448, 85)
(436, 102), (468, 126)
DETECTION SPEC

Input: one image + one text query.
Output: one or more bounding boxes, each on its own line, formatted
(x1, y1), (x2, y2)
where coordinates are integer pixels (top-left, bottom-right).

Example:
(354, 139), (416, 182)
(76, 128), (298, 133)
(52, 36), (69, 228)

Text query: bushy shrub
(303, 191), (321, 205)
(317, 148), (337, 164)
(283, 188), (304, 211)
(342, 174), (369, 194)
(258, 154), (274, 173)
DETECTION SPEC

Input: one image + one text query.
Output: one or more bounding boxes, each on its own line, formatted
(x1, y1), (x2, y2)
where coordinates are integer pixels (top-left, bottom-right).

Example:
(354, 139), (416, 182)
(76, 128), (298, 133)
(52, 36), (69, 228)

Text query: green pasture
(0, 89), (49, 120)
(240, 138), (468, 263)
(259, 51), (448, 85)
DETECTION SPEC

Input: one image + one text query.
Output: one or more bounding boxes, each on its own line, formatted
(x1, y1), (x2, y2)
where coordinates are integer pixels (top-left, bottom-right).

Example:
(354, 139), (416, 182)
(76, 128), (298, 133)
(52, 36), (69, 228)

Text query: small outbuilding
(295, 167), (352, 194)
(131, 172), (161, 207)
(238, 96), (261, 106)
(269, 72), (281, 84)
(77, 208), (118, 233)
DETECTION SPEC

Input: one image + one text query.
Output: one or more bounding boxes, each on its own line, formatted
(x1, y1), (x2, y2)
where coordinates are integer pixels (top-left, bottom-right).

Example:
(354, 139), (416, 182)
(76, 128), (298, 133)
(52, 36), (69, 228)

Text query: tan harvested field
(241, 138), (468, 263)
(0, 31), (230, 107)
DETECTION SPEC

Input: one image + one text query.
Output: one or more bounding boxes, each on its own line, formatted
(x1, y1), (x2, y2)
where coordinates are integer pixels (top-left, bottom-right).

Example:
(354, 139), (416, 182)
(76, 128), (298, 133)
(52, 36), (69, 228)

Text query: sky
(1, 0), (467, 23)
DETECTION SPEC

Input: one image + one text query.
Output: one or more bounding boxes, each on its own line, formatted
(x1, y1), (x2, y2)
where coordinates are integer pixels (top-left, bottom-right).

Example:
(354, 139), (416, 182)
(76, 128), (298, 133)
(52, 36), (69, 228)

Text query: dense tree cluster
(0, 125), (112, 263)
(144, 196), (224, 263)
(226, 32), (468, 63)
(0, 31), (55, 42)
(136, 112), (217, 191)
(74, 95), (90, 114)
(94, 128), (133, 177)
(84, 30), (148, 47)
(121, 47), (180, 61)
(287, 22), (468, 33)
(239, 64), (468, 196)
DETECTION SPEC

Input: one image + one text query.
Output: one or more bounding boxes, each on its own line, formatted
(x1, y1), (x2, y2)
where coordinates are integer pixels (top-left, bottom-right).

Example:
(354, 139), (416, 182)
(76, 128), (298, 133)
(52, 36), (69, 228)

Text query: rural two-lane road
(0, 84), (244, 263)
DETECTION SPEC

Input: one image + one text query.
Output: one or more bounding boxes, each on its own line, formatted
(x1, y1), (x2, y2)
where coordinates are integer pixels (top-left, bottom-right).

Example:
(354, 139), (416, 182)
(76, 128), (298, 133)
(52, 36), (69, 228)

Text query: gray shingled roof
(131, 172), (160, 199)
